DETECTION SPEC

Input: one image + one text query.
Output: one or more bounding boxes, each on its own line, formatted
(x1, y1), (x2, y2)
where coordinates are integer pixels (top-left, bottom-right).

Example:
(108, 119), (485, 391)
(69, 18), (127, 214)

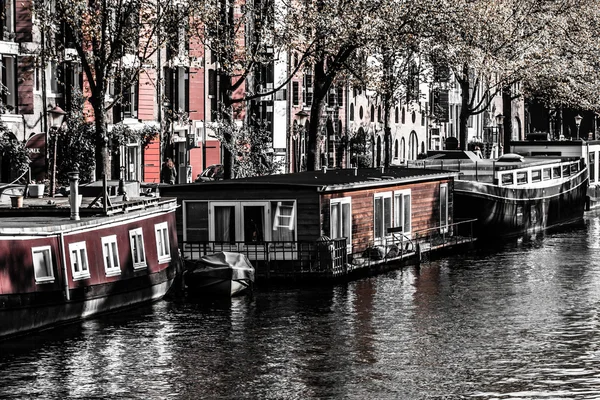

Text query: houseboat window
(31, 246), (55, 284)
(531, 170), (542, 183)
(271, 201), (296, 242)
(243, 205), (265, 243)
(590, 152), (596, 183)
(183, 201), (209, 241)
(69, 241), (90, 280)
(562, 165), (571, 177)
(129, 228), (147, 269)
(213, 205), (237, 243)
(542, 168), (551, 180)
(101, 235), (121, 276)
(330, 198), (352, 248)
(516, 172), (528, 185)
(155, 222), (171, 263)
(394, 190), (411, 235)
(570, 163), (578, 174)
(440, 184), (448, 232)
(552, 166), (561, 179)
(501, 173), (514, 186)
(374, 192), (392, 242)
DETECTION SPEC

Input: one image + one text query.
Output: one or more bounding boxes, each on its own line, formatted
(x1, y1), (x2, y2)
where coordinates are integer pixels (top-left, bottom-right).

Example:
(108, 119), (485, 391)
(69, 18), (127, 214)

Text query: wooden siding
(321, 179), (454, 254)
(160, 185), (321, 244)
(17, 56), (34, 114)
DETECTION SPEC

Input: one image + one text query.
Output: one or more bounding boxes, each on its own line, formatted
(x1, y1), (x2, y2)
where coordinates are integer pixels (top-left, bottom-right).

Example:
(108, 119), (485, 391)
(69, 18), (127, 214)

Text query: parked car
(195, 164), (224, 182)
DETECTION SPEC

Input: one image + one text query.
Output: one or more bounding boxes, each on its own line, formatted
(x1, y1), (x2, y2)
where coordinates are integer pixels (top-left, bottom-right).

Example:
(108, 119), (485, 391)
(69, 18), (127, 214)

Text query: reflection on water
(3, 214), (600, 399)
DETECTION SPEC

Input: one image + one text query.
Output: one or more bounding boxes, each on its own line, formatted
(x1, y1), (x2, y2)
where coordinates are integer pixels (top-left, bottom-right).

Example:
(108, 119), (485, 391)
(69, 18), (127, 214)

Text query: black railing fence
(180, 219), (476, 279)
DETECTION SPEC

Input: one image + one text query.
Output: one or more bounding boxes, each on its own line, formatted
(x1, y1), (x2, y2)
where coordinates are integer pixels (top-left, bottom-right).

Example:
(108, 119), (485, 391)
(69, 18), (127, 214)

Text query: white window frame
(394, 189), (412, 237)
(440, 183), (449, 234)
(155, 222), (171, 264)
(101, 235), (121, 276)
(69, 241), (91, 280)
(241, 201), (270, 243)
(330, 197), (352, 253)
(129, 228), (147, 270)
(374, 192), (393, 244)
(31, 245), (55, 284)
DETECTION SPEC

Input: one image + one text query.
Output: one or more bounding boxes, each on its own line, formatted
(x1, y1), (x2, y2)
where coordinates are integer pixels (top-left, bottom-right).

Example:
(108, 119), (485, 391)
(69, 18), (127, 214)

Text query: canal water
(3, 214), (600, 399)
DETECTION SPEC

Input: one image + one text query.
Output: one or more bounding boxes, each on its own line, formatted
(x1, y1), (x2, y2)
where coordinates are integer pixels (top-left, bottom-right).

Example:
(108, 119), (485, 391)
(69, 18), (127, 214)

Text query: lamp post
(295, 110), (309, 172)
(496, 114), (504, 156)
(48, 105), (66, 197)
(575, 114), (583, 139)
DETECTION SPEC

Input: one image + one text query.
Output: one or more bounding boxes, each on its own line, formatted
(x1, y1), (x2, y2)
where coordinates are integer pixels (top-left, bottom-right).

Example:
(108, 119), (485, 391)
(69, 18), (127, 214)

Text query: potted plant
(28, 180), (45, 198)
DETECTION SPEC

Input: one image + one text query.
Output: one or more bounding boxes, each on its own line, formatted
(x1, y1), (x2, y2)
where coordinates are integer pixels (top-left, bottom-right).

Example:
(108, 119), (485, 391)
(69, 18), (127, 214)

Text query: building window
(292, 81), (299, 106)
(395, 107), (399, 124)
(69, 241), (90, 280)
(394, 189), (411, 235)
(330, 197), (352, 251)
(155, 222), (171, 264)
(370, 105), (375, 122)
(101, 235), (121, 276)
(350, 103), (354, 121)
(359, 106), (363, 120)
(440, 184), (449, 233)
(183, 201), (209, 241)
(374, 192), (392, 243)
(31, 246), (55, 284)
(402, 108), (406, 124)
(129, 228), (147, 269)
(590, 152), (596, 183)
(271, 201), (296, 242)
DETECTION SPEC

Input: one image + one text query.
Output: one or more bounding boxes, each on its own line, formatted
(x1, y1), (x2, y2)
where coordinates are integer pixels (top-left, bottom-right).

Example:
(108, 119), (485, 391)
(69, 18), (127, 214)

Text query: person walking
(161, 158), (177, 184)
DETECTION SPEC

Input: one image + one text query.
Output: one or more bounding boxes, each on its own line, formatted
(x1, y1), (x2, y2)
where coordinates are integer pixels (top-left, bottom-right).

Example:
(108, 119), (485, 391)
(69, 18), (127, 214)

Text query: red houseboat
(0, 183), (180, 340)
(160, 167), (476, 281)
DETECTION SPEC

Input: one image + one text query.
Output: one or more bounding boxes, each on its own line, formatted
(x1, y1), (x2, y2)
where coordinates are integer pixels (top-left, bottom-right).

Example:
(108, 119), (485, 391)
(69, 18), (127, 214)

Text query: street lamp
(48, 105), (66, 197)
(495, 114), (504, 156)
(575, 114), (583, 139)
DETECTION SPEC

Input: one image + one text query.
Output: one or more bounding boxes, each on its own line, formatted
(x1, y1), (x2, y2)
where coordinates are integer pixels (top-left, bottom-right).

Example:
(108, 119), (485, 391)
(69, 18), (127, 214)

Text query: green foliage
(0, 128), (30, 181)
(49, 90), (95, 185)
(349, 130), (372, 169)
(214, 112), (284, 178)
(110, 123), (160, 149)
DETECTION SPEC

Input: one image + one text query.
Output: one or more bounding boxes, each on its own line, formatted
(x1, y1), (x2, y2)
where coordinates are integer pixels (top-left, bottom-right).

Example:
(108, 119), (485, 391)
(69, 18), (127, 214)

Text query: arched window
(395, 107), (399, 124)
(421, 142), (425, 155)
(377, 106), (382, 122)
(359, 106), (364, 120)
(401, 137), (406, 160)
(371, 105), (375, 122)
(394, 139), (399, 159)
(350, 103), (354, 121)
(401, 108), (406, 124)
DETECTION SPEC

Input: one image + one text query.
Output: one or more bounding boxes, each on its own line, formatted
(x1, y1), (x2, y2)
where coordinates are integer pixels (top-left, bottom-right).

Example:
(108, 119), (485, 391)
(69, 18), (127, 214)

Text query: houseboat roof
(0, 196), (178, 235)
(164, 167), (458, 193)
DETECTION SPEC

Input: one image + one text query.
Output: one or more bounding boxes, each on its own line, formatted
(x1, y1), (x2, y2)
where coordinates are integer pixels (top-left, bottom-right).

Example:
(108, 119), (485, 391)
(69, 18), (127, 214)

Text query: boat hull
(0, 265), (176, 340)
(184, 276), (252, 297)
(454, 169), (588, 238)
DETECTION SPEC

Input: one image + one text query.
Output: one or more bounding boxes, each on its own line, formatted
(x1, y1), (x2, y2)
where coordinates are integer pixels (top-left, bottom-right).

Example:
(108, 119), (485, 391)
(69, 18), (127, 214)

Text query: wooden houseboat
(160, 167), (476, 281)
(409, 151), (588, 238)
(0, 176), (180, 339)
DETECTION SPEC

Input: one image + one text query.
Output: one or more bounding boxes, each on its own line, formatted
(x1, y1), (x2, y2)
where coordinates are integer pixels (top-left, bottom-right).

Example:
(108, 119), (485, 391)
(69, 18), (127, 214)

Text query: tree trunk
(502, 85), (513, 151)
(306, 56), (330, 172)
(92, 101), (109, 181)
(458, 65), (470, 151)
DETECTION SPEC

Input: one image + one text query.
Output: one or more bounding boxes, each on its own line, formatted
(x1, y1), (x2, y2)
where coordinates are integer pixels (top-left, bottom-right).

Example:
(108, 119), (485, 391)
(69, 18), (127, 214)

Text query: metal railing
(180, 238), (348, 278)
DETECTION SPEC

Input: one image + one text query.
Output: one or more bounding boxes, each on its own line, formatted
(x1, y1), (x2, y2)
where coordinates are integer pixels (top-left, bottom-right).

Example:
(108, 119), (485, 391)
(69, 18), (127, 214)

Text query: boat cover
(188, 252), (255, 282)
